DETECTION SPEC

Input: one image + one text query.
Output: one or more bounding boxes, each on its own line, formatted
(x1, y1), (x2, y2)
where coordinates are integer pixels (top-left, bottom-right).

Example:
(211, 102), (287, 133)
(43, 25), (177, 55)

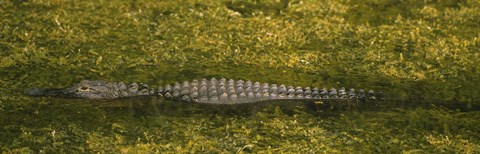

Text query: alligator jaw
(27, 80), (117, 99)
(27, 80), (157, 99)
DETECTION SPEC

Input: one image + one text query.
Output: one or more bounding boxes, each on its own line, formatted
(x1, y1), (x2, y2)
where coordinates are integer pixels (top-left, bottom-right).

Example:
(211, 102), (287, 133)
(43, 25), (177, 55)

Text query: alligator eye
(78, 86), (90, 91)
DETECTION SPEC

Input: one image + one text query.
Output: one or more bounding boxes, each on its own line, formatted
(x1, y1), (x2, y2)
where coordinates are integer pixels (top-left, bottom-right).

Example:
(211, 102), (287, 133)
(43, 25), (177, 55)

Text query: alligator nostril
(81, 87), (88, 90)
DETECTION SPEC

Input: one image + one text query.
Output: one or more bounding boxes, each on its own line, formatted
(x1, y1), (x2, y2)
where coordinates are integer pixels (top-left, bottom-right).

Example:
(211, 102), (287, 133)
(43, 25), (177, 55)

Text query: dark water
(91, 97), (480, 115)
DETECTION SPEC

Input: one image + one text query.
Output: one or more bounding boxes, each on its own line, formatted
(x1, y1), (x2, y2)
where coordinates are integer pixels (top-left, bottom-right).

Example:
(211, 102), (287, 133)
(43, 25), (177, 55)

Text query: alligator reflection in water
(81, 97), (479, 118)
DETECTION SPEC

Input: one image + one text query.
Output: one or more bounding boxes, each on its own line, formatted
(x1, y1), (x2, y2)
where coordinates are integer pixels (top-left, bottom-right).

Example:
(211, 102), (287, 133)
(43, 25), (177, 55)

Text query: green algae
(0, 0), (479, 153)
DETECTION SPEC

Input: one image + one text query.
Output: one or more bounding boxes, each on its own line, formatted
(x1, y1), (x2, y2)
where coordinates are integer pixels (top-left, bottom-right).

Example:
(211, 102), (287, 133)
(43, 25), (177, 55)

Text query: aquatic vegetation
(0, 0), (479, 153)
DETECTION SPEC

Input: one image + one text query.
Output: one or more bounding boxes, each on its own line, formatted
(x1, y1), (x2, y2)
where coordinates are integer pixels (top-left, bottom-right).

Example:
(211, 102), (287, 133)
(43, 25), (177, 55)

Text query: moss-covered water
(1, 0), (479, 153)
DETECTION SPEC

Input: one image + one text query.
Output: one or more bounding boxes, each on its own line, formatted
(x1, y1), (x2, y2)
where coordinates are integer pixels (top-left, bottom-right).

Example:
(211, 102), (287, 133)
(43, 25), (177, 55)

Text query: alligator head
(27, 80), (122, 99)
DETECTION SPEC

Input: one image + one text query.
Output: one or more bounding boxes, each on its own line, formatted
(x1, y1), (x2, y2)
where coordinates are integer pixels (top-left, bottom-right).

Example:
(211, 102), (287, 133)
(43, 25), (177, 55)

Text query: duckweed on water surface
(0, 0), (479, 153)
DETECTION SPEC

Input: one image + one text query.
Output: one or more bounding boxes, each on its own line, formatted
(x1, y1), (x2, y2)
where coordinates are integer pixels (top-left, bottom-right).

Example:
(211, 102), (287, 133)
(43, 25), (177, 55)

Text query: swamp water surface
(1, 0), (480, 153)
(2, 74), (479, 153)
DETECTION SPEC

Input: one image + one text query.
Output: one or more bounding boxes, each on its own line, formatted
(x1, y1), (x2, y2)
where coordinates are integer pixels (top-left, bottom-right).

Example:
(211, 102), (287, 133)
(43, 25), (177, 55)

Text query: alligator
(27, 78), (383, 104)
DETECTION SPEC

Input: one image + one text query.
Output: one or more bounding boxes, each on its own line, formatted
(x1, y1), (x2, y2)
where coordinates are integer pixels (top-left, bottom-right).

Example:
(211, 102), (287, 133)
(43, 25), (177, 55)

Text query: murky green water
(1, 0), (479, 153)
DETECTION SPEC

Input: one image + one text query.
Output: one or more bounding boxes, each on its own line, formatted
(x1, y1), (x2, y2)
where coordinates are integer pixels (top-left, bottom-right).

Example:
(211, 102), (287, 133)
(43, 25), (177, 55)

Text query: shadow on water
(77, 97), (480, 119)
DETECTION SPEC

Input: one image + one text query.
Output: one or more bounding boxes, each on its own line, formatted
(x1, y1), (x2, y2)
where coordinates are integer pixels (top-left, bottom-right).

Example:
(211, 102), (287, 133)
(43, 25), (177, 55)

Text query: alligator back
(29, 78), (382, 104)
(160, 78), (380, 104)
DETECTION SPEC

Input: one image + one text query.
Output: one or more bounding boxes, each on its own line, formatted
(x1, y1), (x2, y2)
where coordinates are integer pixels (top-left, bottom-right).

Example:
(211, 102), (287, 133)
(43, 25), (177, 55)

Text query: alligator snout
(27, 87), (44, 96)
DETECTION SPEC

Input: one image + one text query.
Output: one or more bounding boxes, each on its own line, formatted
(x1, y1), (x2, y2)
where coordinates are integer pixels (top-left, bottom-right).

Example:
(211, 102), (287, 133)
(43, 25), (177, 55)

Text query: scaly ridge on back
(27, 78), (383, 104)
